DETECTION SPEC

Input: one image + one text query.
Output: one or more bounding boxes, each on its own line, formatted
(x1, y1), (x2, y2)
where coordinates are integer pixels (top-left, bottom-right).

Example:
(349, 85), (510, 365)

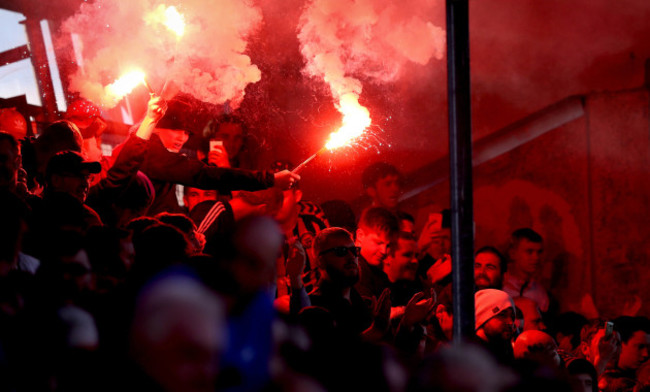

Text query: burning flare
(105, 70), (146, 103)
(145, 4), (186, 39)
(325, 93), (371, 150)
(291, 93), (371, 174)
(163, 6), (185, 38)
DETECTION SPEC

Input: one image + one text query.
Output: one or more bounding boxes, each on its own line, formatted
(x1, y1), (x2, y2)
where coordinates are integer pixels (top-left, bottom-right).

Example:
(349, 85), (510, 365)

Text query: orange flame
(145, 5), (185, 39)
(325, 93), (371, 150)
(163, 6), (185, 38)
(105, 70), (145, 102)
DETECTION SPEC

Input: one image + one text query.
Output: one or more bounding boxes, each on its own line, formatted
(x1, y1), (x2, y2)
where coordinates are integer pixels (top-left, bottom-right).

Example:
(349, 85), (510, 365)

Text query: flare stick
(292, 147), (327, 174)
(143, 78), (155, 94)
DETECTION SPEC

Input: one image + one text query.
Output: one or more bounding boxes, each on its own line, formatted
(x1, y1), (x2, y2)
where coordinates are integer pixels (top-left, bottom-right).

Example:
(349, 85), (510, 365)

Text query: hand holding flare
(135, 93), (167, 141)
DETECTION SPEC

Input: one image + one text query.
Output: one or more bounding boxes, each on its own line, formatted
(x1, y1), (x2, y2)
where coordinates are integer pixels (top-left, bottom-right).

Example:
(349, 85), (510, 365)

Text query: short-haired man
(383, 231), (422, 306)
(502, 228), (550, 312)
(309, 227), (388, 338)
(578, 319), (621, 376)
(183, 186), (217, 213)
(35, 150), (104, 230)
(474, 246), (506, 291)
(474, 289), (517, 365)
(354, 207), (399, 299)
(513, 330), (561, 367)
(361, 161), (403, 211)
(45, 151), (102, 204)
(608, 316), (650, 381)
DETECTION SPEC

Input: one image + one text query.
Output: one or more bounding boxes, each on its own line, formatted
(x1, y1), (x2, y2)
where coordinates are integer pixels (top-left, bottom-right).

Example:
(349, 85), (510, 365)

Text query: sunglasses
(319, 246), (361, 257)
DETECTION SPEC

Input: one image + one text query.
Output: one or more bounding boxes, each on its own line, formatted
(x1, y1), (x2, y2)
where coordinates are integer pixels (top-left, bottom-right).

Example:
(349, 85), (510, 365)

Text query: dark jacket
(86, 134), (149, 225)
(309, 281), (373, 337)
(140, 135), (275, 215)
(355, 255), (391, 300)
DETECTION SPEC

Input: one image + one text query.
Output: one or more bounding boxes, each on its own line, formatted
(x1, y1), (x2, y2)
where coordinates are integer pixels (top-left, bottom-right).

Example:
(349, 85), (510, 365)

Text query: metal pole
(446, 0), (475, 342)
(23, 18), (59, 123)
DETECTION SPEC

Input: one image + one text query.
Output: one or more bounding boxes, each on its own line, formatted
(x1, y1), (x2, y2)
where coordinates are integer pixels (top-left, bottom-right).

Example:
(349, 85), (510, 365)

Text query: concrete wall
(406, 87), (650, 318)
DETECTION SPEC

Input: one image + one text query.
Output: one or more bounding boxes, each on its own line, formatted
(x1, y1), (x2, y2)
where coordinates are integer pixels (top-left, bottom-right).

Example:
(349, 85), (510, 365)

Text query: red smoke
(59, 0), (263, 108)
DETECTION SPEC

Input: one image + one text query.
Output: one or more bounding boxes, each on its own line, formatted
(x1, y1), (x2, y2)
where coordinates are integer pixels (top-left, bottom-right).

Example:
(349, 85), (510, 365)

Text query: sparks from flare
(325, 93), (372, 150)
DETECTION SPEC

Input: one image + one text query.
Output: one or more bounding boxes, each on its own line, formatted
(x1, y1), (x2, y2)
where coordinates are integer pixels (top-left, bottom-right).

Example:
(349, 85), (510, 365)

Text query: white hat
(475, 289), (515, 330)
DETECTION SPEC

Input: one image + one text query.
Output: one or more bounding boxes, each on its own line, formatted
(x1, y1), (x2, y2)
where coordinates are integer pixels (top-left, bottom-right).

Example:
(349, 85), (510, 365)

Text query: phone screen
(210, 140), (223, 151)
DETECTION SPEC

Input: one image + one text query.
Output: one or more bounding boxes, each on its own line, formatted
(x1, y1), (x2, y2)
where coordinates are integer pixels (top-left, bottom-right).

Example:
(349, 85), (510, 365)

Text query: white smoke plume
(60, 0), (262, 108)
(298, 0), (445, 110)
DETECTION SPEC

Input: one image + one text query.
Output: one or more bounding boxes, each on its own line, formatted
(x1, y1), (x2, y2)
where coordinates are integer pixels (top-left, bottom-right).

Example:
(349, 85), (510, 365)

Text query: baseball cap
(46, 151), (101, 181)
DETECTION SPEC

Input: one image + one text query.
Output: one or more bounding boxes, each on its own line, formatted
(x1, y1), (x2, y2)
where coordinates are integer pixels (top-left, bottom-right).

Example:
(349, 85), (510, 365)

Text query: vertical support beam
(446, 0), (475, 342)
(23, 18), (59, 123)
(49, 19), (76, 103)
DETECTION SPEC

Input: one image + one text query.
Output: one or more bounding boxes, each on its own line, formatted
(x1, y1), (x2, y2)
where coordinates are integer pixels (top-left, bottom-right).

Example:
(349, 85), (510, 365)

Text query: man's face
(570, 374), (594, 392)
(474, 252), (502, 290)
(0, 140), (19, 188)
(517, 299), (547, 331)
(356, 227), (391, 267)
(61, 249), (93, 294)
(619, 330), (650, 371)
(213, 122), (243, 158)
(51, 171), (92, 202)
(368, 174), (401, 209)
(385, 238), (418, 282)
(510, 239), (543, 276)
(319, 235), (359, 287)
(158, 128), (190, 153)
(184, 187), (217, 212)
(480, 307), (516, 342)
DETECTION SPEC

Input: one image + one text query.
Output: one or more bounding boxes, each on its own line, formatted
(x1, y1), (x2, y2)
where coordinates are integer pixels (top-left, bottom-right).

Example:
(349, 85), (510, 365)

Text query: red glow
(325, 93), (371, 150)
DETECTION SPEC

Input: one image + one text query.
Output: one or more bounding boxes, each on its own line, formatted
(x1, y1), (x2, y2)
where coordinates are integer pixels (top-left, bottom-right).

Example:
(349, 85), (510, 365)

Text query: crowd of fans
(0, 97), (648, 392)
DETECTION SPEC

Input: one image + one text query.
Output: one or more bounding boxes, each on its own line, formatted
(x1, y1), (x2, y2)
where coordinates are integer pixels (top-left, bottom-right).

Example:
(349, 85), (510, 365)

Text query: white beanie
(475, 289), (515, 330)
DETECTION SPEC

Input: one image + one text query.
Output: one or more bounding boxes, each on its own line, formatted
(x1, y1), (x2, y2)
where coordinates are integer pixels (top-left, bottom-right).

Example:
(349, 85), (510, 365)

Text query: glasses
(319, 246), (361, 257)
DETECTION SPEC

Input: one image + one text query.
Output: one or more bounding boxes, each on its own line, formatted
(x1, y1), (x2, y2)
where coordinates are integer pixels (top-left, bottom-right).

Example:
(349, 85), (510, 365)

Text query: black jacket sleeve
(88, 134), (148, 200)
(142, 136), (275, 193)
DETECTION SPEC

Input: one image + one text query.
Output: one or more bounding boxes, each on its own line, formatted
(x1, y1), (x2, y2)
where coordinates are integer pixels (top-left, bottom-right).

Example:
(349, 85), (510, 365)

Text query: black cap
(156, 99), (198, 133)
(46, 151), (101, 180)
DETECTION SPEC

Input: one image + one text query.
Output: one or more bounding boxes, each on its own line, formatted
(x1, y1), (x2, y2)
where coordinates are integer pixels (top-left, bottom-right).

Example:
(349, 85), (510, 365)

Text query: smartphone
(209, 140), (223, 151)
(605, 321), (614, 338)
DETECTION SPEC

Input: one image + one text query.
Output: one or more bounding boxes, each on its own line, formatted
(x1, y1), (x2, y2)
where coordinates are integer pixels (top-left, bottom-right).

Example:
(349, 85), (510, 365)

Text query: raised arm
(135, 95), (167, 140)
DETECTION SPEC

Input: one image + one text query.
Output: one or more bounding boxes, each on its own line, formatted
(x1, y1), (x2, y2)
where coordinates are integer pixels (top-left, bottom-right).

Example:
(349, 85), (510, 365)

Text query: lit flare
(292, 93), (371, 174)
(325, 93), (371, 150)
(163, 6), (185, 38)
(105, 70), (146, 102)
(146, 5), (186, 39)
